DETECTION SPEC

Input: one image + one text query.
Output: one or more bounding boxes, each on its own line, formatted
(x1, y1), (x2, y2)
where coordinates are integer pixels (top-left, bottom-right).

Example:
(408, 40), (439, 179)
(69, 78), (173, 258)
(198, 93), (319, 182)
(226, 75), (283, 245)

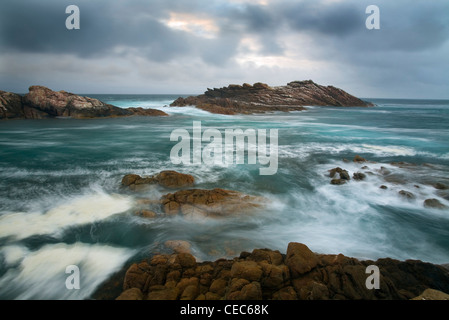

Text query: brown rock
(227, 278), (250, 295)
(353, 172), (367, 181)
(155, 171), (195, 188)
(249, 249), (284, 265)
(230, 261), (263, 282)
(121, 174), (141, 187)
(272, 286), (298, 300)
(171, 80), (372, 115)
(115, 288), (143, 300)
(147, 287), (179, 300)
(0, 91), (25, 119)
(136, 210), (157, 218)
(399, 190), (415, 200)
(328, 167), (350, 180)
(285, 242), (318, 277)
(150, 255), (169, 266)
(239, 282), (263, 300)
(209, 279), (228, 296)
(380, 185), (388, 189)
(123, 262), (150, 291)
(260, 262), (289, 290)
(434, 183), (448, 190)
(176, 277), (200, 294)
(175, 253), (197, 268)
(331, 179), (346, 185)
(424, 199), (447, 209)
(411, 289), (449, 300)
(205, 292), (222, 300)
(166, 270), (181, 283)
(353, 155), (367, 163)
(160, 188), (263, 218)
(180, 285), (200, 300)
(121, 171), (195, 191)
(164, 240), (192, 254)
(21, 86), (165, 119)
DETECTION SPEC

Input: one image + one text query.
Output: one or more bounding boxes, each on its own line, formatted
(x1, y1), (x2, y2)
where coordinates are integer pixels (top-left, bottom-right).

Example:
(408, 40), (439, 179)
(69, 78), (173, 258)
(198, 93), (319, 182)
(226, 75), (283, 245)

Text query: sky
(0, 0), (448, 98)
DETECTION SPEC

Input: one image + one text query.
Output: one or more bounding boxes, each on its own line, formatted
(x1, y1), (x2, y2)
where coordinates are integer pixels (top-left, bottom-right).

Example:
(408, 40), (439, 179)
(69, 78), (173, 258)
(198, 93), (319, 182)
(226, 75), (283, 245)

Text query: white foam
(0, 243), (134, 300)
(1, 245), (29, 266)
(0, 192), (133, 240)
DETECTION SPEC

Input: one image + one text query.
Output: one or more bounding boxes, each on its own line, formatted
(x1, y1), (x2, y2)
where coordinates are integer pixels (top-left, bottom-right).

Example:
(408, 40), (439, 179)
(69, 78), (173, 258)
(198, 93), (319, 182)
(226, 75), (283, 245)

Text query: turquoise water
(0, 96), (448, 299)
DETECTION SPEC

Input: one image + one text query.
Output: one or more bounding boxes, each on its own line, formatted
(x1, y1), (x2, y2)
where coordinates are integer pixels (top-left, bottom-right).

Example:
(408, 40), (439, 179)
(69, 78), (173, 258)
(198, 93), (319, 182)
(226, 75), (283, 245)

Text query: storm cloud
(0, 0), (448, 98)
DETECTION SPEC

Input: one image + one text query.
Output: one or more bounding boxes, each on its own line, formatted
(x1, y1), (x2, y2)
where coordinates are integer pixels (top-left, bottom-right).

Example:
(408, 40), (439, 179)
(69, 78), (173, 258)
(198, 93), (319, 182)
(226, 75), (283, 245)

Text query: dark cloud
(0, 0), (448, 97)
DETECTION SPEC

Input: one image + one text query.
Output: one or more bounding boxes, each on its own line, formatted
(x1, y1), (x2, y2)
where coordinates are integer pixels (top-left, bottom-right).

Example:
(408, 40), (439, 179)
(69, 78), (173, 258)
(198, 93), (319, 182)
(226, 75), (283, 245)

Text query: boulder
(285, 243), (318, 277)
(353, 172), (367, 181)
(424, 199), (447, 209)
(434, 183), (448, 190)
(230, 261), (263, 282)
(136, 210), (157, 218)
(353, 155), (367, 163)
(399, 190), (415, 200)
(123, 262), (151, 291)
(115, 288), (143, 300)
(147, 287), (180, 300)
(331, 179), (347, 185)
(328, 167), (350, 180)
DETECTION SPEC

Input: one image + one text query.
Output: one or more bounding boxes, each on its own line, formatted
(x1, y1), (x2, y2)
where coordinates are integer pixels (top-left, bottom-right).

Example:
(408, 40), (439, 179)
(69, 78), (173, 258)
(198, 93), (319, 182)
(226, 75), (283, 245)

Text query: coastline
(92, 242), (449, 300)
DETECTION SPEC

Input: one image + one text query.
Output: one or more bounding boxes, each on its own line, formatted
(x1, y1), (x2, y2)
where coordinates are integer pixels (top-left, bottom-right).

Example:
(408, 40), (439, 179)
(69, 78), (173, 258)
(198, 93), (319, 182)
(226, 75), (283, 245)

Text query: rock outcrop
(0, 86), (168, 119)
(121, 171), (195, 191)
(171, 80), (372, 115)
(109, 242), (449, 300)
(160, 188), (263, 218)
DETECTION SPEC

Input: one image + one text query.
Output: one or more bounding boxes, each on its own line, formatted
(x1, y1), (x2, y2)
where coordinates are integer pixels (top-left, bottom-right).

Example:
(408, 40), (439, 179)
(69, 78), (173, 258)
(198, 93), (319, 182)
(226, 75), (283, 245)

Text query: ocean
(0, 95), (448, 299)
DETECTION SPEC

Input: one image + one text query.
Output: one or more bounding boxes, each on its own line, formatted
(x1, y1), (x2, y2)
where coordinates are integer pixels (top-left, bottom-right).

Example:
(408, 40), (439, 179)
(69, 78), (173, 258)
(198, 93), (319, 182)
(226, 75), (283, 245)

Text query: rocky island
(0, 86), (168, 119)
(171, 80), (373, 115)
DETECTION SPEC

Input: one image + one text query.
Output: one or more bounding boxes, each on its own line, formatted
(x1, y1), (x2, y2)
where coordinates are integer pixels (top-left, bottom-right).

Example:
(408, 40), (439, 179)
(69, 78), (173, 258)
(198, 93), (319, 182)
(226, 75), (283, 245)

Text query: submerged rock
(424, 199), (447, 209)
(353, 155), (367, 163)
(164, 240), (192, 254)
(353, 172), (367, 181)
(434, 183), (448, 190)
(171, 80), (372, 115)
(160, 188), (263, 218)
(109, 242), (449, 301)
(328, 167), (350, 180)
(399, 190), (415, 200)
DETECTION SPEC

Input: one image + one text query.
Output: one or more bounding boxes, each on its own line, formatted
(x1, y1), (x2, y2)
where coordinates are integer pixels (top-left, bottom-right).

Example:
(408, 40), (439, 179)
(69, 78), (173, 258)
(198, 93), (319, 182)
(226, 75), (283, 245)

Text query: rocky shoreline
(92, 241), (449, 300)
(0, 86), (168, 119)
(90, 167), (449, 300)
(171, 80), (373, 115)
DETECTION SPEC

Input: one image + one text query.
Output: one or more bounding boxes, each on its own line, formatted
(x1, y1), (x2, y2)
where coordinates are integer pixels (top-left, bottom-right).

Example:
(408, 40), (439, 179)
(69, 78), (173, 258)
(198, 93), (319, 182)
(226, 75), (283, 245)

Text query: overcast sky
(0, 0), (448, 98)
